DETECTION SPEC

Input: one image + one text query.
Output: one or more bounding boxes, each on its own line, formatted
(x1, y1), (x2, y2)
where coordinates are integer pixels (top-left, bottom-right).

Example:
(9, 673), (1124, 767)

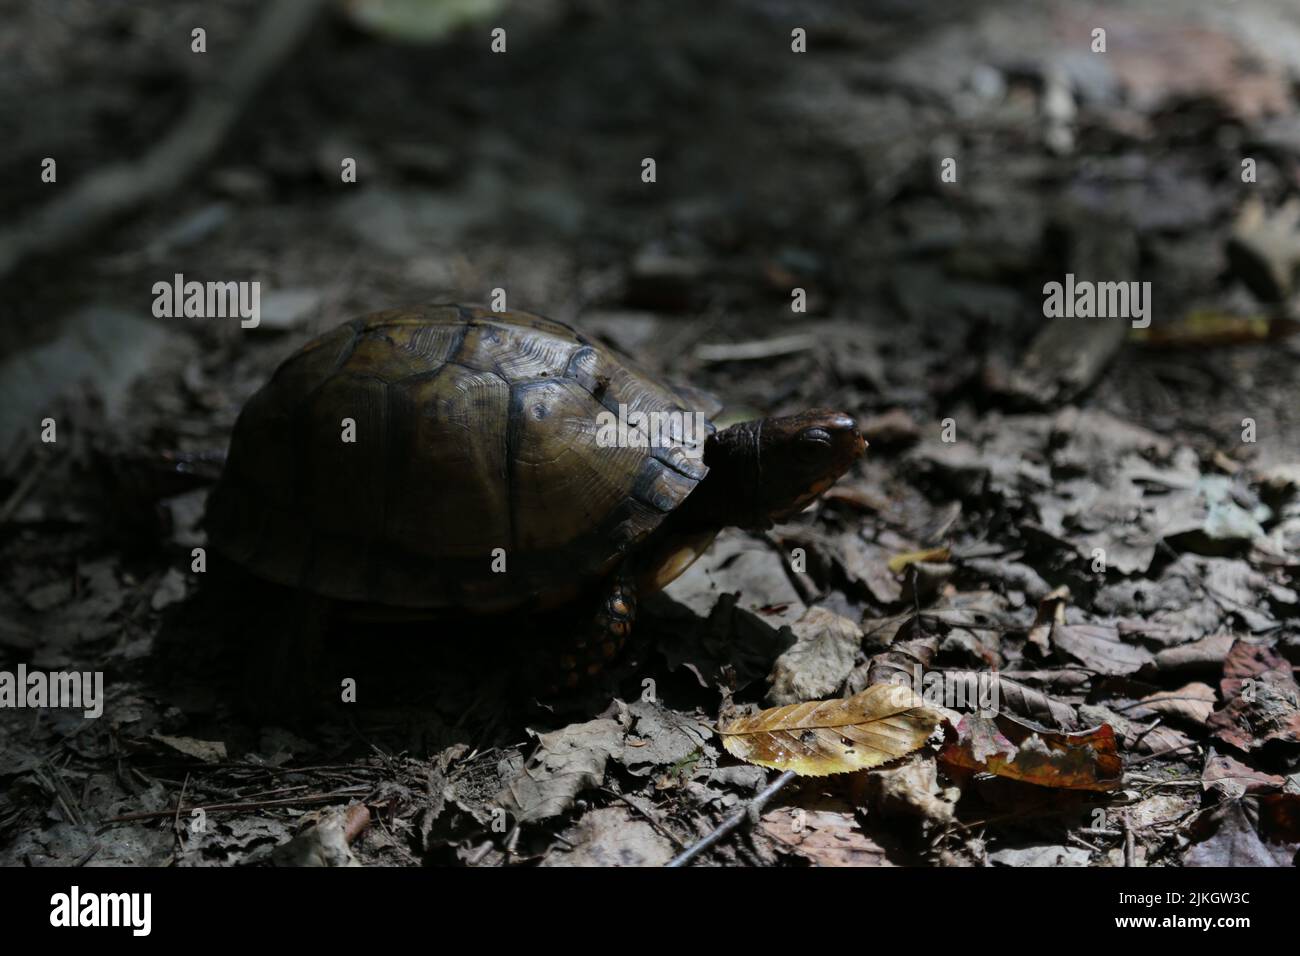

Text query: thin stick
(172, 772), (191, 849)
(1127, 741), (1199, 766)
(761, 531), (819, 606)
(37, 762), (84, 827)
(0, 454), (48, 524)
(666, 770), (797, 867)
(105, 787), (369, 823)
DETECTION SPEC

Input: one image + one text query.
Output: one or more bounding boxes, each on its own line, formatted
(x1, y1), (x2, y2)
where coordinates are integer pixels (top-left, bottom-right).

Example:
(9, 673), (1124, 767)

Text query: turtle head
(703, 409), (866, 530)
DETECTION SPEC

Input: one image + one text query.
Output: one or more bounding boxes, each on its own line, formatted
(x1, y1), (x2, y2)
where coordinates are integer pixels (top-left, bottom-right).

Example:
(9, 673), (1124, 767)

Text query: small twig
(666, 770), (797, 867)
(1078, 827), (1122, 838)
(1123, 814), (1136, 868)
(1068, 833), (1101, 854)
(368, 814), (421, 865)
(135, 761), (384, 777)
(74, 844), (101, 867)
(0, 453), (49, 525)
(37, 762), (84, 827)
(172, 772), (191, 849)
(1129, 777), (1202, 788)
(1127, 741), (1200, 766)
(760, 531), (819, 606)
(104, 786), (369, 823)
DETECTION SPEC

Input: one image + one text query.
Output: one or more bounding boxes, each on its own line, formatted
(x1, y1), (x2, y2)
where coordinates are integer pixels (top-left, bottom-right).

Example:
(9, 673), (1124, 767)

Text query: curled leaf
(939, 714), (1122, 792)
(887, 546), (951, 574)
(718, 684), (942, 777)
(1208, 640), (1300, 751)
(1026, 585), (1070, 654)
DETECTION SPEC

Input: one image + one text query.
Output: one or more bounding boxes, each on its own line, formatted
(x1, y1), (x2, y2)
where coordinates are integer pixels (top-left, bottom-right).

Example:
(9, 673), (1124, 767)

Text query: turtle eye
(796, 427), (832, 459)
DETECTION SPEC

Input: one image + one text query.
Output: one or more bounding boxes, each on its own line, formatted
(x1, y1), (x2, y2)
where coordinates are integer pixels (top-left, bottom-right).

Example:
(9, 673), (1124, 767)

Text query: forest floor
(1, 0), (1299, 867)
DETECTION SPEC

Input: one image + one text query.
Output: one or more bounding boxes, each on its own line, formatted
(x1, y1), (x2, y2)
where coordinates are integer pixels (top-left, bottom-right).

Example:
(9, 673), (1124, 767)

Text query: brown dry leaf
(718, 684), (942, 777)
(768, 606), (862, 706)
(1133, 723), (1195, 760)
(939, 714), (1123, 792)
(495, 718), (625, 824)
(836, 532), (904, 604)
(1027, 585), (1070, 654)
(1183, 797), (1300, 867)
(974, 673), (1079, 730)
(1207, 640), (1300, 751)
(270, 807), (363, 868)
(759, 800), (894, 867)
(1052, 622), (1154, 676)
(989, 844), (1092, 867)
(1153, 632), (1235, 673)
(541, 806), (675, 867)
(1202, 749), (1285, 800)
(1128, 682), (1216, 727)
(859, 408), (920, 447)
(864, 633), (939, 691)
(857, 751), (958, 826)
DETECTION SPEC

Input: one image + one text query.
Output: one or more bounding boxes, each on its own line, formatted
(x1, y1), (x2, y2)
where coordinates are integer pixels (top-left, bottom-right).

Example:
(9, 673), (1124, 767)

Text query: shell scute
(206, 306), (715, 609)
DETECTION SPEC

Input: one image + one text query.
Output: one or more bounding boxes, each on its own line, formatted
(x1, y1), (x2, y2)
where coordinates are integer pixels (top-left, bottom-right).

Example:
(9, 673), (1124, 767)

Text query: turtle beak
(851, 426), (867, 458)
(828, 412), (867, 465)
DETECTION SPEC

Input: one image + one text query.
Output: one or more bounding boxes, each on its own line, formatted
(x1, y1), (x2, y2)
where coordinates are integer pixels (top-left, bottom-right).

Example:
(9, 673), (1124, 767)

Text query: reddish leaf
(1201, 750), (1285, 799)
(1207, 640), (1300, 751)
(939, 714), (1122, 792)
(1184, 796), (1300, 867)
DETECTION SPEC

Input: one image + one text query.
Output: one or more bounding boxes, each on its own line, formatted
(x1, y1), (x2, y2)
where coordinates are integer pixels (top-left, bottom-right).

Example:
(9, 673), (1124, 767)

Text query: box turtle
(206, 304), (865, 686)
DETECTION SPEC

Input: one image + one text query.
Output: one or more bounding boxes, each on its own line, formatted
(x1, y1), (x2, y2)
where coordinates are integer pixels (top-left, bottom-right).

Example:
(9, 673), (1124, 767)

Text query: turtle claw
(531, 576), (637, 697)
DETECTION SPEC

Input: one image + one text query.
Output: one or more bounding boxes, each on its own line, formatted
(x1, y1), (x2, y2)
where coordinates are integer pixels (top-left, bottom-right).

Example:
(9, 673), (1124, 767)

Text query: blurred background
(3, 0), (1298, 464)
(2, 0), (1300, 867)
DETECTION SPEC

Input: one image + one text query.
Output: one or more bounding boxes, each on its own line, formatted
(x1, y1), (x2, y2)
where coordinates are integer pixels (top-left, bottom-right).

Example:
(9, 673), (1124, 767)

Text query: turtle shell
(205, 305), (714, 610)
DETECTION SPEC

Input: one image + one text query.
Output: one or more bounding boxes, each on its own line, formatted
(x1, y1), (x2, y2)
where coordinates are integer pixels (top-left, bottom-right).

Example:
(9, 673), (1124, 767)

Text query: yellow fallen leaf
(1129, 310), (1298, 348)
(887, 546), (950, 574)
(718, 684), (942, 777)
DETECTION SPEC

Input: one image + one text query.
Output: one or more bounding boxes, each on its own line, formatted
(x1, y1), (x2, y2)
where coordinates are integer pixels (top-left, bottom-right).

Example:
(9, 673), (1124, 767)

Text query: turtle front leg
(559, 575), (638, 689)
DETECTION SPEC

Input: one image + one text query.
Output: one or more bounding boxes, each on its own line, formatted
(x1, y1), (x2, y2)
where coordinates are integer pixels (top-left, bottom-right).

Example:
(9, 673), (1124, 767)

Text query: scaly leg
(555, 575), (638, 690)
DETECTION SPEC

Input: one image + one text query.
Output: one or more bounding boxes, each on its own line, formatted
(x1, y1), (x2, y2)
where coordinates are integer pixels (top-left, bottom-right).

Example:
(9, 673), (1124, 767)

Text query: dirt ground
(1, 0), (1299, 867)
